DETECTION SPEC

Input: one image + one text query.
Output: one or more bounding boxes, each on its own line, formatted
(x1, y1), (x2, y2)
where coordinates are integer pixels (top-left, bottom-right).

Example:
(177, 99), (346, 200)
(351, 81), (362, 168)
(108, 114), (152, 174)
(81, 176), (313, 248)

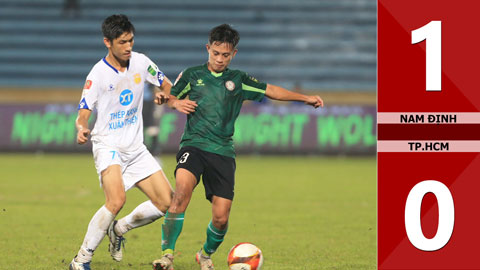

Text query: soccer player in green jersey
(153, 24), (323, 270)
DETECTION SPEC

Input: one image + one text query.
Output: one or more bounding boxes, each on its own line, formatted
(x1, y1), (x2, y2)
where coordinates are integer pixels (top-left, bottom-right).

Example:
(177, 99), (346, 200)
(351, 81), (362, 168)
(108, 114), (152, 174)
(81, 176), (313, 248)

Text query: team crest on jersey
(225, 80), (235, 91)
(83, 80), (92, 90)
(134, 73), (141, 84)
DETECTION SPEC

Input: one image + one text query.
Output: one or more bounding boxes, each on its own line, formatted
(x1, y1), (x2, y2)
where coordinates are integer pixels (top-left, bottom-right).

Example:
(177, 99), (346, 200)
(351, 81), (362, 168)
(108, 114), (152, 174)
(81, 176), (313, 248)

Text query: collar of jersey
(204, 63), (226, 77)
(103, 57), (129, 74)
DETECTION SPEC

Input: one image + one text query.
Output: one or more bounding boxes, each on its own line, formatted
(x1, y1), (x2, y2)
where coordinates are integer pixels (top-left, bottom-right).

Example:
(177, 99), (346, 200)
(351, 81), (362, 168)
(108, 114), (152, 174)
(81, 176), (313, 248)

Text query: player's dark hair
(102, 14), (135, 41)
(209, 24), (240, 48)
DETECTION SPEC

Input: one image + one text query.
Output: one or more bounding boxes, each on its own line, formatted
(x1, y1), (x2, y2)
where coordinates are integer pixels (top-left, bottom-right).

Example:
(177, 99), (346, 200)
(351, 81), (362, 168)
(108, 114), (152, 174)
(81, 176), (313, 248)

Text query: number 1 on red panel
(411, 21), (442, 91)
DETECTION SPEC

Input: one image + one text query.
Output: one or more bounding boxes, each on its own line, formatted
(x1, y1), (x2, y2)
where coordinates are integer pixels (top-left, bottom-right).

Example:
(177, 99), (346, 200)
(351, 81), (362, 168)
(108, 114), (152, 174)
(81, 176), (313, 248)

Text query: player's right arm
(76, 73), (98, 144)
(76, 109), (91, 144)
(167, 70), (198, 114)
(167, 95), (197, 115)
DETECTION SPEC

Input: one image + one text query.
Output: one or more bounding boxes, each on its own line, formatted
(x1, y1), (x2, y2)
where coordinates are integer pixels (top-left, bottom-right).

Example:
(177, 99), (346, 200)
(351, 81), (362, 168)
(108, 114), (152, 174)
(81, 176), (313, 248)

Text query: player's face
(206, 42), (237, 73)
(104, 31), (134, 63)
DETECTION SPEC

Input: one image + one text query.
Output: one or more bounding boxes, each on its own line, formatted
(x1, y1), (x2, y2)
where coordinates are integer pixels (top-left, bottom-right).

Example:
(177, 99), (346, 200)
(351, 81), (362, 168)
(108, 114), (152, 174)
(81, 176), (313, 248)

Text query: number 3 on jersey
(179, 152), (190, 164)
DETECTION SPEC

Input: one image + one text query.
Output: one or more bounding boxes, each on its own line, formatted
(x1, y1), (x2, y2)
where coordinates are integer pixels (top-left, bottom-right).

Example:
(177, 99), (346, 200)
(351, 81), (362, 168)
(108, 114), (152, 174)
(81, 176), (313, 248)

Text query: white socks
(75, 201), (164, 263)
(114, 200), (165, 236)
(76, 205), (115, 263)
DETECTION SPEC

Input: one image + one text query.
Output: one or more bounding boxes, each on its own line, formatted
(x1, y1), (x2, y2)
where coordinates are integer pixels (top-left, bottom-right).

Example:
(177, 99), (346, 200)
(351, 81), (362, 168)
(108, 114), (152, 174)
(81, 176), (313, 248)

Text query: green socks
(161, 212), (185, 254)
(202, 220), (228, 256)
(161, 215), (227, 257)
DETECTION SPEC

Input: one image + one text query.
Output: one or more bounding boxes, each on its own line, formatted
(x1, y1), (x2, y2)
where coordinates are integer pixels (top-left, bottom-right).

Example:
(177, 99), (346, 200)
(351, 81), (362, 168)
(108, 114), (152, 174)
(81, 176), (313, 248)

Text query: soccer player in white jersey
(69, 14), (173, 270)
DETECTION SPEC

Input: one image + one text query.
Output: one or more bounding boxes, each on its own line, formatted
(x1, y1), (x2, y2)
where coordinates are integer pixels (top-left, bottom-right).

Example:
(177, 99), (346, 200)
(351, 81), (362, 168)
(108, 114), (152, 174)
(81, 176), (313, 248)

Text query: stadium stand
(0, 0), (376, 91)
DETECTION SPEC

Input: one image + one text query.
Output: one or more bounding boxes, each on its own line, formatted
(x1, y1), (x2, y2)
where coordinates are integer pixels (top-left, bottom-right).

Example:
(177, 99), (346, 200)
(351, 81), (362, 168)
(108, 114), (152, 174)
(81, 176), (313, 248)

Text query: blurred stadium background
(0, 0), (376, 155)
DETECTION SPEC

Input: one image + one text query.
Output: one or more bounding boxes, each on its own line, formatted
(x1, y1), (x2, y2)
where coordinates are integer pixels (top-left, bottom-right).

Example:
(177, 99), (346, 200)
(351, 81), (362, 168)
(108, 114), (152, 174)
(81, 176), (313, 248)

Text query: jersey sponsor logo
(78, 97), (89, 110)
(225, 80), (235, 91)
(196, 79), (205, 86)
(147, 65), (157, 76)
(134, 73), (141, 84)
(174, 71), (183, 86)
(119, 89), (134, 106)
(83, 80), (92, 90)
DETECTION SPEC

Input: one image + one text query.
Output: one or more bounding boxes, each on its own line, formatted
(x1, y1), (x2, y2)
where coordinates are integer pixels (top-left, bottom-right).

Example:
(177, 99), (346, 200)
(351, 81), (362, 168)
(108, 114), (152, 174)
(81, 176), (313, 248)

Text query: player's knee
(170, 191), (189, 213)
(163, 194), (172, 209)
(151, 196), (171, 213)
(212, 215), (229, 230)
(106, 196), (126, 214)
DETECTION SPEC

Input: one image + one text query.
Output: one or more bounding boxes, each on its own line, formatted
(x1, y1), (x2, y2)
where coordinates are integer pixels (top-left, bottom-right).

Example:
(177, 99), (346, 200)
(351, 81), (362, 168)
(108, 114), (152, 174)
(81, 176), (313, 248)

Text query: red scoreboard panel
(378, 0), (480, 269)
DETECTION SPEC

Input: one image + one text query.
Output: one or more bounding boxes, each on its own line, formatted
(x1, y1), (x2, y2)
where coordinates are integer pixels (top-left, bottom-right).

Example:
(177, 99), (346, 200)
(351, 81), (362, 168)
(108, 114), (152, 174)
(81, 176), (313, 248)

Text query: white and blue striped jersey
(78, 51), (165, 151)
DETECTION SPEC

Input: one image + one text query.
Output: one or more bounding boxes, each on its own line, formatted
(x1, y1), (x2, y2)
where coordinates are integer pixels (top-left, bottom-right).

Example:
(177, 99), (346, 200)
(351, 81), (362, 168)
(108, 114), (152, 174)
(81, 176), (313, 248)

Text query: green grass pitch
(0, 154), (376, 270)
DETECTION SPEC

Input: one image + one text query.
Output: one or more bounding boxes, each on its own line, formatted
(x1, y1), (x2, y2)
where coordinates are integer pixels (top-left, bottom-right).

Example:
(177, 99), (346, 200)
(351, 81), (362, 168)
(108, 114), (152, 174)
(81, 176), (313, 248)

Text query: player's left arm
(154, 77), (172, 105)
(265, 84), (323, 108)
(144, 54), (172, 105)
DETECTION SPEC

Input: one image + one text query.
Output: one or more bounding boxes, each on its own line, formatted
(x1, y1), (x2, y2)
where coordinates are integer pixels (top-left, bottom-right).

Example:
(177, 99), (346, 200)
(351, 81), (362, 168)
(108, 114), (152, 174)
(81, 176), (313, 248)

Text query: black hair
(102, 14), (135, 41)
(208, 24), (240, 48)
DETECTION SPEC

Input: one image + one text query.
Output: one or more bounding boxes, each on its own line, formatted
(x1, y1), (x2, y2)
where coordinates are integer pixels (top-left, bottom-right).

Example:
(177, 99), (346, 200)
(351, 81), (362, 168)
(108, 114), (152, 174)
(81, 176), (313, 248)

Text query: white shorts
(92, 143), (161, 191)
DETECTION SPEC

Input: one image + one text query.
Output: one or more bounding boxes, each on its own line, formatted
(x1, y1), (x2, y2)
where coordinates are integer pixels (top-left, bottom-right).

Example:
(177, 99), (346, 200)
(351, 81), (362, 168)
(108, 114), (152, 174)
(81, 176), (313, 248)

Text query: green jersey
(171, 64), (267, 158)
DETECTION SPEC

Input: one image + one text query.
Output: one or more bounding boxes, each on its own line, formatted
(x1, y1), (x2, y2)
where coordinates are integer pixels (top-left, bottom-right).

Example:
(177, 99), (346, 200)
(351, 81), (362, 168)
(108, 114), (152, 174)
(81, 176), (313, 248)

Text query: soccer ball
(227, 242), (264, 270)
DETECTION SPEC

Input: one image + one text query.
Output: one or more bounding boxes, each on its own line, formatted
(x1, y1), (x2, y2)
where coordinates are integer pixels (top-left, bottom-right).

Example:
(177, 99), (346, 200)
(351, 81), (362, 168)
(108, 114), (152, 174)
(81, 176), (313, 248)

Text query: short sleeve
(144, 56), (165, 87)
(170, 70), (191, 100)
(78, 74), (99, 111)
(241, 73), (267, 101)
